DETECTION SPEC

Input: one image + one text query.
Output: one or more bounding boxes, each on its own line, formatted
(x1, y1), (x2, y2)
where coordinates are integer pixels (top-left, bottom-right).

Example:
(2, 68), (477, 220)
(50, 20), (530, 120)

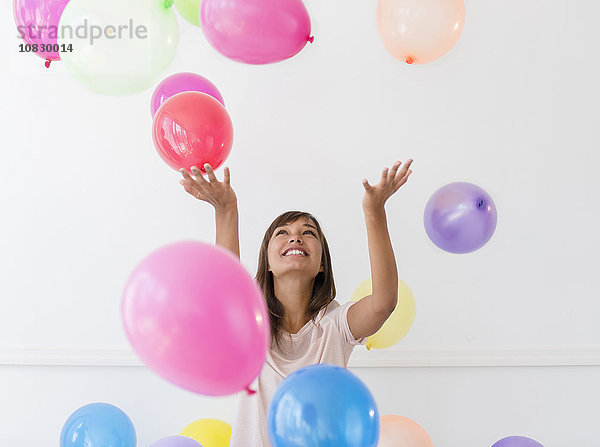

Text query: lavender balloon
(492, 436), (544, 447)
(424, 182), (497, 254)
(150, 435), (203, 447)
(151, 73), (224, 117)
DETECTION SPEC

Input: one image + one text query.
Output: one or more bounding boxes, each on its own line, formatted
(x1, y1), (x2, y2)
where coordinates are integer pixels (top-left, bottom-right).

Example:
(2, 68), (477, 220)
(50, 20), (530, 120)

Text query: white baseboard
(1, 346), (600, 367)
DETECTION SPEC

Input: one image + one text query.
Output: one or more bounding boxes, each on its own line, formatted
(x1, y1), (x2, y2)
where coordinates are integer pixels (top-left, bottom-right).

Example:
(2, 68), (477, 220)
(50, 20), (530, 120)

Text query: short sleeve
(329, 301), (367, 346)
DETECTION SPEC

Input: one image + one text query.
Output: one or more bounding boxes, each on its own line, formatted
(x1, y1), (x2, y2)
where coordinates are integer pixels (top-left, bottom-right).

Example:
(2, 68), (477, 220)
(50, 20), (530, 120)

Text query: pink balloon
(122, 241), (270, 396)
(150, 73), (225, 117)
(14, 0), (70, 66)
(200, 0), (313, 64)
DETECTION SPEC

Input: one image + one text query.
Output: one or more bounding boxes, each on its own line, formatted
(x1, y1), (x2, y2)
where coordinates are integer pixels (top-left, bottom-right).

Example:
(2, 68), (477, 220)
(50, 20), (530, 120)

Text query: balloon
(492, 436), (544, 447)
(174, 0), (201, 26)
(151, 73), (224, 117)
(377, 0), (465, 64)
(180, 419), (231, 447)
(59, 403), (136, 447)
(13, 0), (70, 66)
(152, 91), (233, 173)
(57, 0), (178, 95)
(151, 435), (203, 447)
(351, 278), (416, 350)
(377, 415), (433, 447)
(200, 0), (313, 64)
(267, 364), (379, 447)
(424, 182), (497, 254)
(121, 241), (269, 396)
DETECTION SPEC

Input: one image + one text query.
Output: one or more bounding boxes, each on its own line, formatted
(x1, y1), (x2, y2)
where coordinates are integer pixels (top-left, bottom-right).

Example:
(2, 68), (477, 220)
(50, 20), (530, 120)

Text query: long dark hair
(255, 211), (336, 351)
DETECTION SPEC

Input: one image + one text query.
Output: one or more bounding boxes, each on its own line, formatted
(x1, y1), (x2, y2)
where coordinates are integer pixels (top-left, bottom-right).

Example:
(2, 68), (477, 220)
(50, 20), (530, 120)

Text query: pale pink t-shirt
(229, 300), (366, 447)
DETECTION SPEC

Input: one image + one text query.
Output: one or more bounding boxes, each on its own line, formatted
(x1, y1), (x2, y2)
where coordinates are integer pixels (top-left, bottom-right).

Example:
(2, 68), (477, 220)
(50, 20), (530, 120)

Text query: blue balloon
(59, 402), (136, 447)
(267, 364), (379, 447)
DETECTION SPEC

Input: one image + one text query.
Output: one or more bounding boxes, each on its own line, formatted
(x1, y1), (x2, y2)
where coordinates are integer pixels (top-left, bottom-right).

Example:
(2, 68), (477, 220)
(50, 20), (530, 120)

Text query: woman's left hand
(362, 159), (413, 213)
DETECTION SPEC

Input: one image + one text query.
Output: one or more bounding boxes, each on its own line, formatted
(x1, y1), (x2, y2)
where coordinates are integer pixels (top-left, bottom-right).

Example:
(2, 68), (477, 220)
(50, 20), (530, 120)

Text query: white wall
(2, 0), (599, 444)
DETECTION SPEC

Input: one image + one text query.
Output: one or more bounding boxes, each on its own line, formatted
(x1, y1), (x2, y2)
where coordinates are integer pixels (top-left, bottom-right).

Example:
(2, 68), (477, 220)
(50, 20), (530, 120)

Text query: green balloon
(174, 0), (201, 27)
(57, 0), (179, 95)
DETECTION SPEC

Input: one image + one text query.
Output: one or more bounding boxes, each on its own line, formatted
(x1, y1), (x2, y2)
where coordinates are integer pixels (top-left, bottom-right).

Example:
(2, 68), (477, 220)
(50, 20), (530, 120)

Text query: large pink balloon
(378, 415), (434, 447)
(199, 0), (313, 64)
(14, 0), (70, 66)
(377, 0), (465, 64)
(122, 241), (270, 396)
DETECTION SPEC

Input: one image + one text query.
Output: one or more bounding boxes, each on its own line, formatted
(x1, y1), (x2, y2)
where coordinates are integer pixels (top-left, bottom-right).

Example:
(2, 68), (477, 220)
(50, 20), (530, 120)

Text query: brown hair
(255, 211), (336, 352)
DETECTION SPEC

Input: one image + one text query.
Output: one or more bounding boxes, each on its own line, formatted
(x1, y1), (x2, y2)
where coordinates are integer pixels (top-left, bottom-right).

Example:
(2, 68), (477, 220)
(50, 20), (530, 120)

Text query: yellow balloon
(180, 418), (231, 447)
(351, 278), (416, 350)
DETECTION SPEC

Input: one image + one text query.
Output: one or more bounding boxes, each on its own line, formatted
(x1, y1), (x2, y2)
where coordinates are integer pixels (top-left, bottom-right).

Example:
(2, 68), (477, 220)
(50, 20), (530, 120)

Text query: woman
(179, 159), (413, 446)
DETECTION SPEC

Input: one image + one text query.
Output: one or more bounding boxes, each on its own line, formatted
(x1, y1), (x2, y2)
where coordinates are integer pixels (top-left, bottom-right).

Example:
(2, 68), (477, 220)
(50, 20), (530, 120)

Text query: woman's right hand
(179, 163), (237, 212)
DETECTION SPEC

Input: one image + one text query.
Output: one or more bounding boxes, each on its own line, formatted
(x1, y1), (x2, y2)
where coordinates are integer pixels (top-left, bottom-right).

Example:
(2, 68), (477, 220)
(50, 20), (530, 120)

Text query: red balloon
(152, 92), (233, 173)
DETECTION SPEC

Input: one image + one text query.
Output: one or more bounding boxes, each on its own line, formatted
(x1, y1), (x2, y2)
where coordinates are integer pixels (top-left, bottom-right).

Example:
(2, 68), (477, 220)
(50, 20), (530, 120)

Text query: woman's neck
(273, 275), (315, 334)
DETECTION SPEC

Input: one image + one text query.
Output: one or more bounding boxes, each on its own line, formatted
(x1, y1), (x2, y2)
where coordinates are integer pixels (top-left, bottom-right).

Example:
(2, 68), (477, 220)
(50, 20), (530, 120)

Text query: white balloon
(58, 0), (179, 94)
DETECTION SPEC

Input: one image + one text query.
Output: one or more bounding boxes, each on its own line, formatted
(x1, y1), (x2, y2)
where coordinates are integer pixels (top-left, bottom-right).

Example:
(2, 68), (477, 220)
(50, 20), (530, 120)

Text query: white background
(2, 0), (599, 445)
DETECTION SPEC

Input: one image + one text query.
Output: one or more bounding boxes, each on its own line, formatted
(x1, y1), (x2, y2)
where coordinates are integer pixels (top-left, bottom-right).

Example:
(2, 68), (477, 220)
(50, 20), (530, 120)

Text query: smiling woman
(179, 159), (413, 447)
(258, 211), (333, 347)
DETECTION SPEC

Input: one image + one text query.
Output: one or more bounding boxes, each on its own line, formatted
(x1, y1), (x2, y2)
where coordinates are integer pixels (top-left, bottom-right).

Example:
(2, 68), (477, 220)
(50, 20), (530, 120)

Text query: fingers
(394, 159), (413, 180)
(392, 169), (412, 193)
(204, 163), (218, 183)
(379, 167), (389, 185)
(190, 166), (209, 184)
(180, 166), (207, 186)
(223, 166), (231, 185)
(388, 160), (402, 181)
(179, 167), (206, 199)
(179, 179), (205, 200)
(362, 179), (372, 192)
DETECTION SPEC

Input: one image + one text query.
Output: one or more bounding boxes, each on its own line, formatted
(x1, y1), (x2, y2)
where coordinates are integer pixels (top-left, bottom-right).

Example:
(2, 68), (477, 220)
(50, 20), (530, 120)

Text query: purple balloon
(492, 436), (544, 447)
(424, 182), (497, 254)
(150, 435), (203, 447)
(151, 73), (225, 117)
(14, 0), (70, 65)
(200, 0), (313, 64)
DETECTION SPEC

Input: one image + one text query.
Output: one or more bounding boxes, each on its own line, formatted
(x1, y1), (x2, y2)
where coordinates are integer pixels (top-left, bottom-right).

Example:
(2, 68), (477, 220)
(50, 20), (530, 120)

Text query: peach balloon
(378, 415), (434, 447)
(376, 0), (465, 64)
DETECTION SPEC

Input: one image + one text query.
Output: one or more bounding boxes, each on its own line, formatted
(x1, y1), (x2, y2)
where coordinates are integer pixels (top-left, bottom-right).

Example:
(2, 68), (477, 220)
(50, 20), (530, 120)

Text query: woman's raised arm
(179, 163), (240, 259)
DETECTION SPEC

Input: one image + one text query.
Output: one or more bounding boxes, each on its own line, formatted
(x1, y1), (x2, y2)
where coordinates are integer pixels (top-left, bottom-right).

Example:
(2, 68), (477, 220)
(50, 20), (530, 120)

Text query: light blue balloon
(60, 402), (136, 447)
(267, 364), (379, 447)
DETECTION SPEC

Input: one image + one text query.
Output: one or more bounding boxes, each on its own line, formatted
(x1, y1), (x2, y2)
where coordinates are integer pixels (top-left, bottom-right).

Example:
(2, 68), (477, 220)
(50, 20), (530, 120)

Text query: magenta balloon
(492, 436), (544, 447)
(200, 0), (313, 64)
(150, 73), (225, 117)
(122, 241), (270, 396)
(424, 182), (497, 254)
(14, 0), (70, 64)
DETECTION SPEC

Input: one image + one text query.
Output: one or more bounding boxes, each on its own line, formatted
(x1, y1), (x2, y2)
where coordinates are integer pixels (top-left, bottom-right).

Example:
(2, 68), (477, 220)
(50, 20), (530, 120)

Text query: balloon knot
(45, 60), (51, 68)
(164, 0), (174, 8)
(307, 35), (314, 43)
(245, 386), (256, 396)
(477, 199), (485, 209)
(366, 344), (372, 351)
(406, 57), (414, 64)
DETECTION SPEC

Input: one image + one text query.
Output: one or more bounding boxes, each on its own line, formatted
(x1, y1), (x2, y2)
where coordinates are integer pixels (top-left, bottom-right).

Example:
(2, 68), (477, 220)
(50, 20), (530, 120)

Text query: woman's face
(267, 217), (324, 279)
